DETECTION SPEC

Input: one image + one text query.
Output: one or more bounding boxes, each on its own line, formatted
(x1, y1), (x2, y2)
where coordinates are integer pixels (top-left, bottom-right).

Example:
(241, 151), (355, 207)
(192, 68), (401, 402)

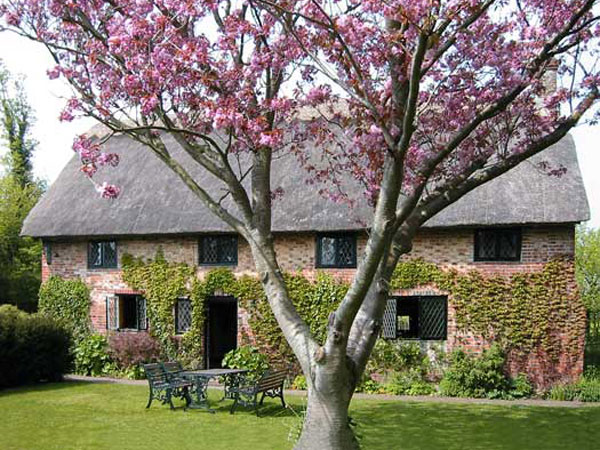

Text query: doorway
(205, 296), (238, 369)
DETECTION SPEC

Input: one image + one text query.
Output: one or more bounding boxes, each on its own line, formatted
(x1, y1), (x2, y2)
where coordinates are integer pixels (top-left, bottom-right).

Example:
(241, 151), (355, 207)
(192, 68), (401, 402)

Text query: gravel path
(64, 375), (600, 408)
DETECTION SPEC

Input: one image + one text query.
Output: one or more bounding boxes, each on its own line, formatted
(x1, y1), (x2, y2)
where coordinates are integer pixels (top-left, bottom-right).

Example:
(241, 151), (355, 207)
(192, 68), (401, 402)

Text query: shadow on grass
(0, 380), (90, 397)
(352, 399), (600, 450)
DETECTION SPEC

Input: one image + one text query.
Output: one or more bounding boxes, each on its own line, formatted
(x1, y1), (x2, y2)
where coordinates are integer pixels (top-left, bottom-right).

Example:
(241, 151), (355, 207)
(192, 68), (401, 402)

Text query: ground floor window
(383, 295), (447, 340)
(106, 294), (147, 331)
(175, 298), (192, 334)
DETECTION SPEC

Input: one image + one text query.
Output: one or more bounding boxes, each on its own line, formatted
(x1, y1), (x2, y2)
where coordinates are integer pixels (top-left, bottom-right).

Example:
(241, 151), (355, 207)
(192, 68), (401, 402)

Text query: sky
(0, 31), (598, 228)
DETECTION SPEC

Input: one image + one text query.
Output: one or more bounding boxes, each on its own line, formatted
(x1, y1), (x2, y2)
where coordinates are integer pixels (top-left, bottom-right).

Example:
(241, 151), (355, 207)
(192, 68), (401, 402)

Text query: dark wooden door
(205, 296), (237, 369)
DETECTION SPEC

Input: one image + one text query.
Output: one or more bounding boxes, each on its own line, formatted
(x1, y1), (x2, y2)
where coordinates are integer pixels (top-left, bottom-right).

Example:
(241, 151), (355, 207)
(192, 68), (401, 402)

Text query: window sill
(472, 260), (522, 264)
(198, 263), (238, 267)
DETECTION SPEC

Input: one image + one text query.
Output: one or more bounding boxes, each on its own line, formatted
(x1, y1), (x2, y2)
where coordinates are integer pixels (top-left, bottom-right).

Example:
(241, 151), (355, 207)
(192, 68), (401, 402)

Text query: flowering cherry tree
(2, 1), (599, 448)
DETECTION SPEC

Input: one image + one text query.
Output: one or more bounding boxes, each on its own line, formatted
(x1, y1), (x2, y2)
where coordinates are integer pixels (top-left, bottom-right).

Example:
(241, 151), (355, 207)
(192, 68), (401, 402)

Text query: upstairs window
(106, 295), (147, 331)
(88, 241), (118, 268)
(316, 233), (357, 268)
(382, 296), (447, 340)
(474, 228), (521, 262)
(198, 235), (238, 266)
(176, 298), (192, 334)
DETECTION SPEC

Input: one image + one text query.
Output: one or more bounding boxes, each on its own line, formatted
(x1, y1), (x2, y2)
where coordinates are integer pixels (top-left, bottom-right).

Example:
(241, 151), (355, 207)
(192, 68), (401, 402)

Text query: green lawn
(1, 382), (599, 450)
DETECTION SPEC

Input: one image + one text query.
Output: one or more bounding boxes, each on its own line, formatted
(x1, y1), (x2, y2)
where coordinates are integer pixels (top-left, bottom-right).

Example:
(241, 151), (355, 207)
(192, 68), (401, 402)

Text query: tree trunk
(295, 367), (359, 450)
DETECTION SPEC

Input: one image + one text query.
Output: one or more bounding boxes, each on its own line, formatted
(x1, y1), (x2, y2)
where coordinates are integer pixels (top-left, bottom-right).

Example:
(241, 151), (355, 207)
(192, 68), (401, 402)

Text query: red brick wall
(42, 224), (582, 387)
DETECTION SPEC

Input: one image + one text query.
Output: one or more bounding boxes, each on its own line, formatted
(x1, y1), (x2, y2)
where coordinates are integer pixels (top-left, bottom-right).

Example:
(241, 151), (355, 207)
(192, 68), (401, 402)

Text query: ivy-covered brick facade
(38, 224), (584, 389)
(25, 131), (589, 390)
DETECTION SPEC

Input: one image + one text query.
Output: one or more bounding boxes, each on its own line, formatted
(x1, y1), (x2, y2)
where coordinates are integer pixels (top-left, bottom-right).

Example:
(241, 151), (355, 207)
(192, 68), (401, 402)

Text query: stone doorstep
(63, 375), (600, 408)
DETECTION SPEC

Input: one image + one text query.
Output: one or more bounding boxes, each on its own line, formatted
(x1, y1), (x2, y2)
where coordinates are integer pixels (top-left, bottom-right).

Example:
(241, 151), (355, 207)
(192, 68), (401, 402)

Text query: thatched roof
(22, 133), (589, 238)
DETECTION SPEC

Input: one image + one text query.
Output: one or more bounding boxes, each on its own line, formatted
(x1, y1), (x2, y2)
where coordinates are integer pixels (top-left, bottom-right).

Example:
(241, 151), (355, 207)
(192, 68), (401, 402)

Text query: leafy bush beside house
(38, 276), (91, 342)
(73, 334), (115, 377)
(439, 345), (533, 399)
(0, 306), (71, 388)
(222, 345), (270, 381)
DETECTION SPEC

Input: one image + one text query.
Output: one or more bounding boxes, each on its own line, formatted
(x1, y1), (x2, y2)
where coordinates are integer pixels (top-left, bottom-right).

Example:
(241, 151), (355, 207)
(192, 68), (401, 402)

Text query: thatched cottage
(22, 131), (589, 387)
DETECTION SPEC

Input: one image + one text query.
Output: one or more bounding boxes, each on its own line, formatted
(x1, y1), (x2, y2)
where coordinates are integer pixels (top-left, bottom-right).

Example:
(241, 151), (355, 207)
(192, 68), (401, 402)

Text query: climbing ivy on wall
(390, 258), (585, 362)
(120, 251), (584, 371)
(38, 275), (91, 342)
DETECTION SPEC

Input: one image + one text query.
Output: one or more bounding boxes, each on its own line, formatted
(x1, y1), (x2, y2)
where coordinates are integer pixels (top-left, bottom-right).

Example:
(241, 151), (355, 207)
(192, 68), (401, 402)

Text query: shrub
(291, 374), (308, 390)
(439, 344), (509, 398)
(367, 340), (428, 376)
(0, 308), (71, 388)
(108, 332), (161, 379)
(38, 276), (91, 342)
(383, 369), (435, 396)
(73, 334), (115, 376)
(548, 375), (600, 402)
(222, 345), (269, 380)
(356, 376), (383, 394)
(508, 373), (534, 399)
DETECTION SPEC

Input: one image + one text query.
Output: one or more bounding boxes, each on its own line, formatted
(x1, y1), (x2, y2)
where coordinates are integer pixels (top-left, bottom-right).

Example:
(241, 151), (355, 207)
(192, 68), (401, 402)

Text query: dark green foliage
(359, 341), (437, 396)
(367, 340), (428, 375)
(222, 345), (270, 380)
(576, 225), (600, 313)
(0, 61), (36, 188)
(0, 62), (43, 312)
(73, 334), (115, 377)
(547, 369), (600, 402)
(0, 176), (43, 312)
(509, 373), (534, 399)
(0, 307), (71, 388)
(384, 370), (436, 396)
(439, 345), (533, 399)
(38, 276), (91, 342)
(439, 345), (508, 398)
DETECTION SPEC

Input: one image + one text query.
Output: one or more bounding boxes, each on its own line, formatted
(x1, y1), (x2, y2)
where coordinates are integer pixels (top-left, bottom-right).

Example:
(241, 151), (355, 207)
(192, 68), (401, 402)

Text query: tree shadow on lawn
(0, 380), (90, 397)
(352, 400), (600, 450)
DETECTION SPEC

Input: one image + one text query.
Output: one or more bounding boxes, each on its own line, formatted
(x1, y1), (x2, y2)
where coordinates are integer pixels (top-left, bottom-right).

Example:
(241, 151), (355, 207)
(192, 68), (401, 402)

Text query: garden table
(181, 368), (249, 412)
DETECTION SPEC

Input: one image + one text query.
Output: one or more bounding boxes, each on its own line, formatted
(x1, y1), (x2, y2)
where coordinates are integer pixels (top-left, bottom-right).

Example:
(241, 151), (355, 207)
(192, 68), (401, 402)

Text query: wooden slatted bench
(229, 370), (287, 416)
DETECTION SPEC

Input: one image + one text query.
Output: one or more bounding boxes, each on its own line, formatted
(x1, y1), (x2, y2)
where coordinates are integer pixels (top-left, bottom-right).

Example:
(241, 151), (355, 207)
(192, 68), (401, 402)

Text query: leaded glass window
(176, 298), (193, 334)
(199, 235), (238, 265)
(474, 228), (521, 262)
(382, 296), (447, 341)
(88, 241), (118, 268)
(316, 233), (357, 268)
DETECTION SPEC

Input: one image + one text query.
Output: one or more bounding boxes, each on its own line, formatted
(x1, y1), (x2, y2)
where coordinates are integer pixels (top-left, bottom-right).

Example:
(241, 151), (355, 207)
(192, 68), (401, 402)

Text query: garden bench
(229, 369), (287, 416)
(142, 363), (193, 410)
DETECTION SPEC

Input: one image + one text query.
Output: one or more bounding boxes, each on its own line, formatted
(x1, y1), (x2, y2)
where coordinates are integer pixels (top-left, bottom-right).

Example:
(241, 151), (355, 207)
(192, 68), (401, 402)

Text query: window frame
(88, 240), (118, 269)
(474, 228), (522, 262)
(198, 235), (238, 266)
(315, 233), (358, 269)
(175, 297), (193, 334)
(384, 295), (448, 341)
(44, 241), (52, 265)
(106, 294), (147, 331)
